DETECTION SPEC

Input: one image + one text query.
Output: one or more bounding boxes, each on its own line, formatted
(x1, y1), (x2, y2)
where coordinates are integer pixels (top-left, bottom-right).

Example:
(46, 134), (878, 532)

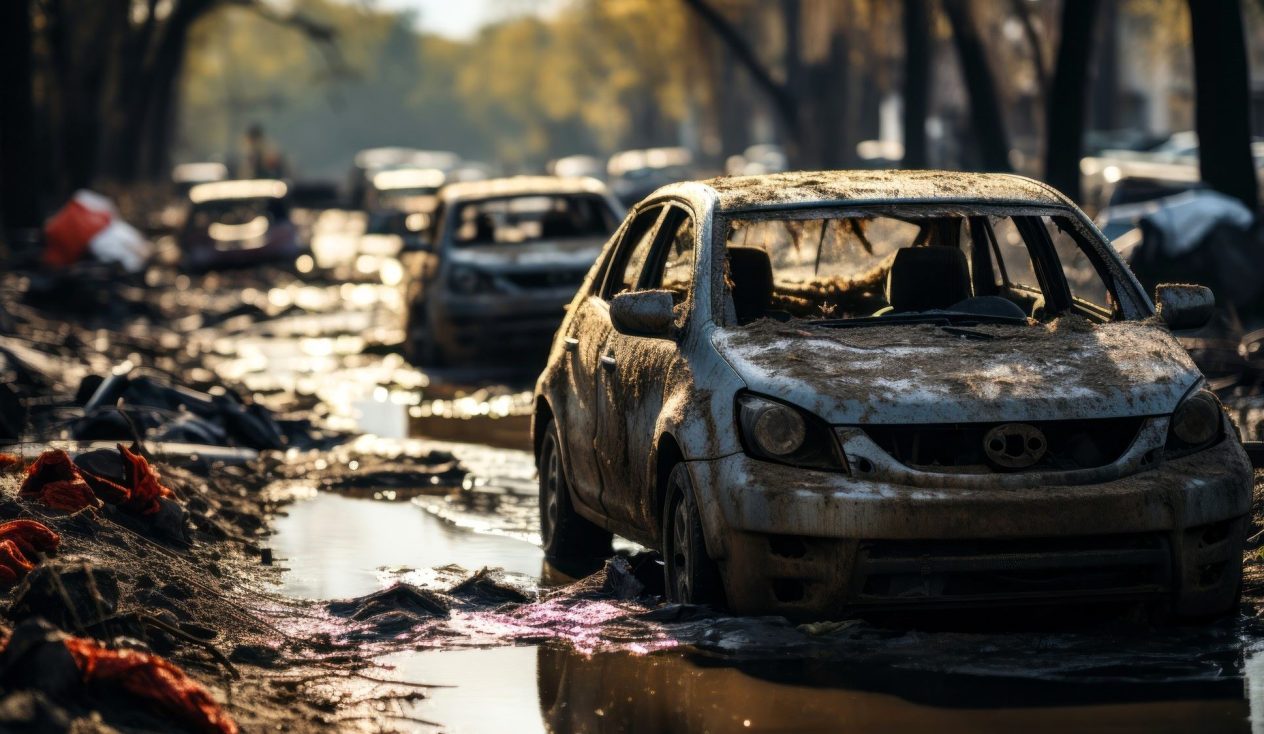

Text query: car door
(559, 204), (666, 516)
(594, 204), (696, 532)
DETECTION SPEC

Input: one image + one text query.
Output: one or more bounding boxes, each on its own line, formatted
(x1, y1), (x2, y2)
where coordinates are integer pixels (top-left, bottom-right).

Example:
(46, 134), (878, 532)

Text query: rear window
(451, 194), (616, 247)
(188, 197), (288, 229)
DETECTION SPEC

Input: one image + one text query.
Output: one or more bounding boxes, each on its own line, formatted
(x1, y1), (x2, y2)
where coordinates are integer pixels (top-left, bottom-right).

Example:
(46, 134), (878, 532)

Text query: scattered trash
(0, 521), (59, 586)
(43, 190), (152, 273)
(0, 619), (238, 734)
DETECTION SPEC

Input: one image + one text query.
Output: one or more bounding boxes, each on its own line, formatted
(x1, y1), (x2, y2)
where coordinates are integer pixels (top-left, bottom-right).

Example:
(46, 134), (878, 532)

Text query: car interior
(723, 213), (1117, 326)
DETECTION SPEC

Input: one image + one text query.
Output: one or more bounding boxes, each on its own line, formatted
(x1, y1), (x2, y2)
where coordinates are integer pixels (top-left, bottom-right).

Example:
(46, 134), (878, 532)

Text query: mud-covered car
(180, 180), (302, 272)
(402, 176), (624, 365)
(532, 170), (1252, 621)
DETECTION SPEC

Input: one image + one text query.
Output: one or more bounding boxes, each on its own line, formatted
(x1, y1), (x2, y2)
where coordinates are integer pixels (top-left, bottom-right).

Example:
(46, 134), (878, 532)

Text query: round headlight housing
(1169, 390), (1221, 448)
(750, 402), (806, 456)
(736, 393), (845, 471)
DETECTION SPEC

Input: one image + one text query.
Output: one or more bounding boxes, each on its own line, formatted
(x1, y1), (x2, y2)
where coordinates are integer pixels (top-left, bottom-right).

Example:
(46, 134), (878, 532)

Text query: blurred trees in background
(2, 0), (1262, 227)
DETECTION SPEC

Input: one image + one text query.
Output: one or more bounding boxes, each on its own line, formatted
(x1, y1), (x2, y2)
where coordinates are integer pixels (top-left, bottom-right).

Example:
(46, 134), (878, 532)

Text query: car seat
(727, 246), (774, 325)
(877, 246), (972, 314)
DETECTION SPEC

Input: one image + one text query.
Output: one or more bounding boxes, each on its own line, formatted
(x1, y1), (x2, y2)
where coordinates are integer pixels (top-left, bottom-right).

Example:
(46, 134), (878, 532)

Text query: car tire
(538, 420), (612, 559)
(661, 463), (726, 608)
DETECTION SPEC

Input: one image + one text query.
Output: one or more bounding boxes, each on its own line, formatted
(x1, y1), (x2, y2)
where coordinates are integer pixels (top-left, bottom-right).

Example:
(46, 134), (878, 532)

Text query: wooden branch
(680, 0), (798, 131)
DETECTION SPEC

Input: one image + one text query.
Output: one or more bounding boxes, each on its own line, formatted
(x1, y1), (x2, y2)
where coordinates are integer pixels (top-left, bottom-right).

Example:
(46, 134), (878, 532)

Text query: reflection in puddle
(377, 647), (546, 734)
(348, 643), (1252, 734)
(536, 646), (1249, 734)
(271, 491), (542, 599)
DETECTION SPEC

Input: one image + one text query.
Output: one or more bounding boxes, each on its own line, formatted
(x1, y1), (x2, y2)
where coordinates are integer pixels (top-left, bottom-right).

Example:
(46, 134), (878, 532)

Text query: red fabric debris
(43, 197), (111, 268)
(0, 520), (60, 587)
(0, 540), (33, 576)
(19, 447), (175, 516)
(0, 519), (60, 557)
(64, 637), (238, 734)
(19, 450), (102, 512)
(79, 471), (131, 505)
(0, 453), (23, 472)
(118, 445), (172, 516)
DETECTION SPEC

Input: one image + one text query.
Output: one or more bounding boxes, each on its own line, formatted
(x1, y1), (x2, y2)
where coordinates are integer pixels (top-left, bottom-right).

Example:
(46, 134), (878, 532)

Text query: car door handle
(564, 336), (579, 353)
(600, 354), (616, 371)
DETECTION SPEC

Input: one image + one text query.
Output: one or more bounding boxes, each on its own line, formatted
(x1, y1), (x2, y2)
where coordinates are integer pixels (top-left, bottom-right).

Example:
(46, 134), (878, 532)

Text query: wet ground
(210, 211), (1264, 733)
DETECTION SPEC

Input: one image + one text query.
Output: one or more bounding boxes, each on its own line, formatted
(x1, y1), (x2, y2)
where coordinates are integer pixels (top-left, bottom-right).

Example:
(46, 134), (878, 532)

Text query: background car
(179, 179), (302, 272)
(401, 176), (624, 366)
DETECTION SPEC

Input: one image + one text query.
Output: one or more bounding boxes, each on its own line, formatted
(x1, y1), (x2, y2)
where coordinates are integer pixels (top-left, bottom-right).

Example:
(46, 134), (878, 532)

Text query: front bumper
(430, 291), (571, 361)
(688, 436), (1252, 620)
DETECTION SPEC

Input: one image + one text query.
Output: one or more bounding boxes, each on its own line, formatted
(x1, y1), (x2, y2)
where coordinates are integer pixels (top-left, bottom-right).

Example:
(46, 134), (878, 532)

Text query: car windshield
(721, 207), (1117, 327)
(188, 197), (287, 230)
(451, 194), (615, 247)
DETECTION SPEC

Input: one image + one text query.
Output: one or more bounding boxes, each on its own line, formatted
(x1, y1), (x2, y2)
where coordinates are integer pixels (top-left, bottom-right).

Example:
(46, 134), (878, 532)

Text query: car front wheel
(662, 463), (726, 607)
(538, 420), (612, 558)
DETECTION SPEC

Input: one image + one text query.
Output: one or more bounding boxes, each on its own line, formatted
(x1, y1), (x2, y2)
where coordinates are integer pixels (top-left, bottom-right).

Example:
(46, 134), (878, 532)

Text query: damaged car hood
(713, 319), (1201, 424)
(447, 238), (605, 272)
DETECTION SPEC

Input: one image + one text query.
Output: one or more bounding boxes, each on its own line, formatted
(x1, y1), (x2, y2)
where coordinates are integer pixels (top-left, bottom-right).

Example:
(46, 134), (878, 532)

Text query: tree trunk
(1188, 0), (1258, 210)
(0, 0), (42, 232)
(680, 0), (799, 149)
(902, 0), (930, 168)
(1044, 0), (1100, 203)
(941, 0), (1012, 172)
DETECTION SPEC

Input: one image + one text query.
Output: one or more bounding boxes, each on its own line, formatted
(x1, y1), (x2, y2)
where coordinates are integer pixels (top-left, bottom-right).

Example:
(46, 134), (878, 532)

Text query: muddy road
(4, 208), (1264, 733)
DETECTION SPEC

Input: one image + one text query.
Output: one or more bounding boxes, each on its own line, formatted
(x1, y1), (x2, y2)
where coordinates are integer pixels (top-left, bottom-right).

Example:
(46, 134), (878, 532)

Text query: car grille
(861, 417), (1145, 472)
(851, 533), (1171, 606)
(500, 269), (587, 290)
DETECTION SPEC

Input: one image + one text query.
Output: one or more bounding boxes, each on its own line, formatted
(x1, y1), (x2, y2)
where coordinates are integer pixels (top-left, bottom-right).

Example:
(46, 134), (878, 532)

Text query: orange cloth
(63, 637), (239, 734)
(0, 519), (60, 586)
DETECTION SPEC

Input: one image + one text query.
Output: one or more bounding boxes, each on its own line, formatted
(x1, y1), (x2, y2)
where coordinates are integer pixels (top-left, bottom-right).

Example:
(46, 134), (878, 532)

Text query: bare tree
(1188, 0), (1258, 210)
(1, 0), (41, 234)
(1044, 0), (1100, 202)
(941, 0), (1012, 171)
(902, 0), (930, 168)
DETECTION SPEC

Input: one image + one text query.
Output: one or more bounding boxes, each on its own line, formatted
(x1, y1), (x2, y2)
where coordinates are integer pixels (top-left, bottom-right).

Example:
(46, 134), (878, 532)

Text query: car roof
(188, 179), (287, 204)
(652, 170), (1074, 213)
(438, 176), (610, 204)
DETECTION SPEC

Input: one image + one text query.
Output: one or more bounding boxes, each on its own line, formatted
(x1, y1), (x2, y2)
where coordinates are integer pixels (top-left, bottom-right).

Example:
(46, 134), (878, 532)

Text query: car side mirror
(1154, 283), (1214, 331)
(610, 290), (676, 338)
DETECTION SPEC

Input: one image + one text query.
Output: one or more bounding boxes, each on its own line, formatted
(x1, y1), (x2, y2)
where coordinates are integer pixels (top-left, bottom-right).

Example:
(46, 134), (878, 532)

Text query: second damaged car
(533, 170), (1252, 621)
(402, 176), (623, 365)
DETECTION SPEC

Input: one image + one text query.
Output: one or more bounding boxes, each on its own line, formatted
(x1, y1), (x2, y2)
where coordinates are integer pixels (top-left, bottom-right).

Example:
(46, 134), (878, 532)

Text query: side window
(1044, 216), (1113, 313)
(645, 208), (696, 304)
(988, 216), (1040, 292)
(603, 205), (664, 298)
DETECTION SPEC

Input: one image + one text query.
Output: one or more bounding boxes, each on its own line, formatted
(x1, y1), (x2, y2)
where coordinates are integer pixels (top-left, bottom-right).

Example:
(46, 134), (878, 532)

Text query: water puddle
(272, 491), (542, 600)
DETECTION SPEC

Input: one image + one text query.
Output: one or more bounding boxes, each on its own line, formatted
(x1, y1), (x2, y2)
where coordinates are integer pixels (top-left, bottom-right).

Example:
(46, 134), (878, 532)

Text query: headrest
(727, 246), (774, 324)
(884, 247), (972, 312)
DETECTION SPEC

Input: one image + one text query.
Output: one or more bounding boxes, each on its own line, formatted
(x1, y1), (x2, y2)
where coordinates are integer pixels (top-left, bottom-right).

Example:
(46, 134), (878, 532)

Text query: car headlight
(1166, 389), (1223, 455)
(737, 393), (846, 471)
(449, 266), (494, 295)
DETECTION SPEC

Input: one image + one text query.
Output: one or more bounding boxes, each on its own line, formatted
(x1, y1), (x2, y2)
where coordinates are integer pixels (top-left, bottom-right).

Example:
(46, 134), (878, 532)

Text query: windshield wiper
(808, 311), (1026, 330)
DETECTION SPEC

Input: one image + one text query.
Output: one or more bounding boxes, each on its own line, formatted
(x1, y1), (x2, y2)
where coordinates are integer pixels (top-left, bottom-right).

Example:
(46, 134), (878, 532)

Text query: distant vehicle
(607, 147), (693, 207)
(180, 180), (302, 272)
(364, 168), (446, 245)
(401, 176), (624, 365)
(348, 147), (460, 210)
(533, 170), (1250, 622)
(725, 144), (789, 176)
(1081, 131), (1264, 213)
(550, 155), (606, 180)
(171, 162), (228, 196)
